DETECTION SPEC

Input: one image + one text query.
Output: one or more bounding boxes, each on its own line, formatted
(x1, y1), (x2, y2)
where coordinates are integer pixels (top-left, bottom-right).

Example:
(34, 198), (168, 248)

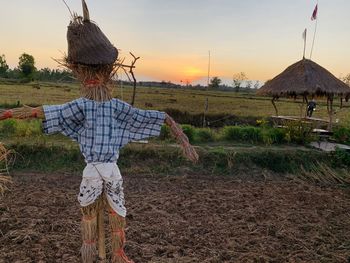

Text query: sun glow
(182, 66), (204, 82)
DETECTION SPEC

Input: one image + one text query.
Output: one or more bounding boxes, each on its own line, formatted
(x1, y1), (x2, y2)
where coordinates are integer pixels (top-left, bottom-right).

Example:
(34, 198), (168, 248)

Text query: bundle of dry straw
(0, 143), (12, 194)
(65, 63), (117, 102)
(55, 55), (121, 102)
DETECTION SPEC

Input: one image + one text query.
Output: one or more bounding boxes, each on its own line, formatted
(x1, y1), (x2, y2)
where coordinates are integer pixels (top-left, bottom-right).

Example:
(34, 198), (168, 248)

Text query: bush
(14, 120), (42, 137)
(195, 128), (216, 143)
(241, 126), (262, 143)
(261, 128), (286, 145)
(331, 148), (350, 168)
(222, 126), (262, 143)
(181, 125), (195, 143)
(333, 126), (350, 144)
(159, 125), (172, 140)
(160, 124), (196, 143)
(283, 121), (316, 144)
(222, 126), (243, 141)
(0, 119), (42, 137)
(0, 119), (17, 135)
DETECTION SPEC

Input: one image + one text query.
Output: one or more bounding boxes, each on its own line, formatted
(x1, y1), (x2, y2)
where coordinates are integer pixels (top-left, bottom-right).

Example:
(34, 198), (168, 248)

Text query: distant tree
(18, 53), (36, 80)
(253, 81), (261, 90)
(35, 67), (50, 81)
(233, 72), (247, 92)
(246, 80), (252, 89)
(0, 54), (9, 77)
(36, 68), (73, 82)
(341, 74), (350, 86)
(209, 76), (221, 89)
(6, 68), (21, 79)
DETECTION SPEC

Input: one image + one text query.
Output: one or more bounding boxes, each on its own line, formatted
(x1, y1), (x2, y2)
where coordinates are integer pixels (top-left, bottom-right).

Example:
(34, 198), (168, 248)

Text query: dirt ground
(1, 171), (350, 263)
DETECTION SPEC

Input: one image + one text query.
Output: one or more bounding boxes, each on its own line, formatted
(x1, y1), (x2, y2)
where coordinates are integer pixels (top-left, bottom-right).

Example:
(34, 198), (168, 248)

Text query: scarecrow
(0, 1), (198, 262)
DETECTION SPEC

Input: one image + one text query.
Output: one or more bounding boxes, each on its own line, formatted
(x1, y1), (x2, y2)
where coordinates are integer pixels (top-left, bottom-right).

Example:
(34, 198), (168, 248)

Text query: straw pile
(0, 143), (11, 194)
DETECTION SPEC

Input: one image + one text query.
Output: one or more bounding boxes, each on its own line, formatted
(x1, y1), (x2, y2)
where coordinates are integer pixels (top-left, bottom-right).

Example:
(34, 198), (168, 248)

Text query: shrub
(241, 126), (262, 143)
(14, 120), (42, 137)
(0, 119), (17, 135)
(222, 126), (262, 143)
(261, 128), (286, 145)
(222, 126), (243, 141)
(331, 148), (350, 168)
(283, 121), (316, 144)
(333, 126), (350, 144)
(159, 125), (172, 140)
(181, 125), (195, 143)
(195, 128), (215, 143)
(0, 120), (42, 138)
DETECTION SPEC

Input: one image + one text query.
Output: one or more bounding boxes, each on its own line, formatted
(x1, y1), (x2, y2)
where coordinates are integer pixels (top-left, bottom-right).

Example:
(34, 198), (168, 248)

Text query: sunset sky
(1, 0), (349, 85)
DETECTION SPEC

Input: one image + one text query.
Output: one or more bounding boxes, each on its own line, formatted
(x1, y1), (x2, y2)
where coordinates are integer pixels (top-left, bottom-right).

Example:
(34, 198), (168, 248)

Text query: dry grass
(0, 83), (349, 122)
(0, 143), (12, 194)
(294, 162), (350, 186)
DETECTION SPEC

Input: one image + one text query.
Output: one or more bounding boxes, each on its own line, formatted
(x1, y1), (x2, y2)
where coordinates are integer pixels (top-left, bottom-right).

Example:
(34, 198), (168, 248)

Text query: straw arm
(164, 114), (199, 163)
(0, 106), (45, 120)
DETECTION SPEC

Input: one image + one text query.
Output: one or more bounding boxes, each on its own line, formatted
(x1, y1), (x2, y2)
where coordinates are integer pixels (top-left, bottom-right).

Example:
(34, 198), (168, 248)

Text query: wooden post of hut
(271, 96), (279, 116)
(327, 94), (334, 131)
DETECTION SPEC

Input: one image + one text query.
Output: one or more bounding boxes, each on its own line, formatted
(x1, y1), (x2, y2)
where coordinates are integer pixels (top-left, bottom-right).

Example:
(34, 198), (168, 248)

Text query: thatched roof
(257, 59), (350, 98)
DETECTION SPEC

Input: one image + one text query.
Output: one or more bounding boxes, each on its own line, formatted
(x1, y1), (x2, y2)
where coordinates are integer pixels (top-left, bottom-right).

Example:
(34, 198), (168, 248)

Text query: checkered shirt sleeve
(114, 100), (165, 143)
(128, 108), (166, 141)
(42, 98), (85, 141)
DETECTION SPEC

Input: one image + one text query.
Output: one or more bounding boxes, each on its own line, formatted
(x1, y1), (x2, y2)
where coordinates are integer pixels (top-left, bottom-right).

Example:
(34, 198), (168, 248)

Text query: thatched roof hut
(258, 59), (350, 98)
(257, 59), (350, 130)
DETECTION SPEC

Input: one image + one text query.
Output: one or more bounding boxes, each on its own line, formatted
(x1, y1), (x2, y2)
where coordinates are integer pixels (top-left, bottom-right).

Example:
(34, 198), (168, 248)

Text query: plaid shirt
(43, 98), (165, 163)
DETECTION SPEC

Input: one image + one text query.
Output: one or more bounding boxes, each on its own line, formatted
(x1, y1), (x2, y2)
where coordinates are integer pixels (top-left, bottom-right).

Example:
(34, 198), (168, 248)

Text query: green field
(1, 83), (349, 123)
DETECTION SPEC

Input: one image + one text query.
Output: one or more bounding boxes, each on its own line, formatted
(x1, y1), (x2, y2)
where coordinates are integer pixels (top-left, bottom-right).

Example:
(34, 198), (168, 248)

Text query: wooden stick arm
(0, 106), (45, 120)
(164, 114), (199, 163)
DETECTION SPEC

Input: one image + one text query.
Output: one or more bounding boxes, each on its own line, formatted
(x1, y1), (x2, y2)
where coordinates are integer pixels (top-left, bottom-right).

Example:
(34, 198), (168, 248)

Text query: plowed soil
(1, 172), (350, 263)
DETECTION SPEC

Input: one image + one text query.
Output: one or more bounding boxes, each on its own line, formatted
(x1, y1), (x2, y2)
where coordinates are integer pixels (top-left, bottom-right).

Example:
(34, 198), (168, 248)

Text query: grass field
(1, 83), (349, 123)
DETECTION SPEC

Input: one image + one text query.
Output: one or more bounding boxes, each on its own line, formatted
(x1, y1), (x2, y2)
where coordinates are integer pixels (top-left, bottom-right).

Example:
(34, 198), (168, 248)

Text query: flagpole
(310, 1), (319, 60)
(303, 29), (307, 59)
(310, 18), (318, 59)
(207, 51), (211, 87)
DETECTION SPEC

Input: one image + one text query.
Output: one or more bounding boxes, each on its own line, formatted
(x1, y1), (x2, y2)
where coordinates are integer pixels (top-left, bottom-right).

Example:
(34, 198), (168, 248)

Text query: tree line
(209, 72), (350, 92)
(209, 73), (261, 92)
(2, 53), (349, 90)
(0, 53), (73, 82)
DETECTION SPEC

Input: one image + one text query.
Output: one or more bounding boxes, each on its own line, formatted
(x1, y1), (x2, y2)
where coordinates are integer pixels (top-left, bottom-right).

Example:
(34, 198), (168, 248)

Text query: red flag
(311, 4), (318, 20)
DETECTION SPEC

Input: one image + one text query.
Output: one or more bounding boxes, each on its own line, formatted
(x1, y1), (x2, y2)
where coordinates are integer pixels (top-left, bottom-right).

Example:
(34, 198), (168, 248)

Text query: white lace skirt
(78, 162), (126, 217)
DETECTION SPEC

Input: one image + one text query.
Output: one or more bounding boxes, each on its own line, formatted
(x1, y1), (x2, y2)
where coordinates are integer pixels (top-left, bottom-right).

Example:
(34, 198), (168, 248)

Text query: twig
(129, 52), (140, 106)
(121, 67), (132, 82)
(116, 63), (136, 69)
(61, 0), (74, 19)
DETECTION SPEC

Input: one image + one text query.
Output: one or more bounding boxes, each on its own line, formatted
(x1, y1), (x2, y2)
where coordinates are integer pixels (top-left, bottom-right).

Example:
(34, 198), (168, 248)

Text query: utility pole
(203, 51), (211, 127)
